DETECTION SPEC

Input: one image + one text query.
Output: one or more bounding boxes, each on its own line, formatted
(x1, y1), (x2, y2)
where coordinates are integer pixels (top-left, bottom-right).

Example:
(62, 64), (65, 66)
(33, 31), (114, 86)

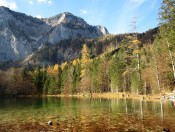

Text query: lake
(0, 97), (175, 131)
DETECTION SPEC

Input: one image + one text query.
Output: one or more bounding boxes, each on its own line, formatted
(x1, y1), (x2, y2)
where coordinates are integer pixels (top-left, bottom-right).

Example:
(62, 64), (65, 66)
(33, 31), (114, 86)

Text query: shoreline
(7, 92), (168, 102)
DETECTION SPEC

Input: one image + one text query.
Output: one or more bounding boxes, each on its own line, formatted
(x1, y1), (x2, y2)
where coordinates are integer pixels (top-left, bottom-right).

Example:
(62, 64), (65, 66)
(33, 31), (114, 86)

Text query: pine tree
(71, 59), (81, 94)
(21, 66), (28, 80)
(57, 66), (62, 94)
(127, 17), (143, 94)
(159, 0), (175, 80)
(109, 54), (125, 93)
(60, 62), (69, 93)
(90, 58), (102, 93)
(159, 0), (175, 28)
(43, 75), (50, 95)
(127, 35), (142, 94)
(34, 67), (43, 95)
(98, 57), (110, 93)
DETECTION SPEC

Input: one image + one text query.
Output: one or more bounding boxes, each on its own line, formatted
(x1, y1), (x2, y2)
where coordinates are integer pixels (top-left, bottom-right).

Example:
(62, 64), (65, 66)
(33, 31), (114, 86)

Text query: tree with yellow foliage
(47, 64), (59, 75)
(61, 62), (68, 70)
(53, 64), (59, 72)
(80, 44), (92, 93)
(72, 59), (80, 66)
(80, 44), (91, 78)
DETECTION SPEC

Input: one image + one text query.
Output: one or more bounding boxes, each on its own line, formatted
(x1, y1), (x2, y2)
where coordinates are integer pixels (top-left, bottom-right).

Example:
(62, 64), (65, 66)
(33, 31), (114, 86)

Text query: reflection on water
(0, 97), (175, 131)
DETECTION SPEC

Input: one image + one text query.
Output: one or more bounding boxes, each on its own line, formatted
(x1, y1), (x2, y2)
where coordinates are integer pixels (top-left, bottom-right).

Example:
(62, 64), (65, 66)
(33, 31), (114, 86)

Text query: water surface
(0, 97), (175, 131)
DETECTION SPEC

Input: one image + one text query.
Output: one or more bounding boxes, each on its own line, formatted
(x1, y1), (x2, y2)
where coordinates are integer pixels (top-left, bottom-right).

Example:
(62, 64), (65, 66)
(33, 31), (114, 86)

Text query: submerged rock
(47, 120), (53, 126)
(163, 128), (170, 132)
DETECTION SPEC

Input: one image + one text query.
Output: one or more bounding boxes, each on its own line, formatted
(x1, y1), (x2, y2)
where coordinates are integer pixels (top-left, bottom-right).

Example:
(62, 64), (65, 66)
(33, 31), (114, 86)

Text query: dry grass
(90, 92), (162, 101)
(18, 92), (164, 102)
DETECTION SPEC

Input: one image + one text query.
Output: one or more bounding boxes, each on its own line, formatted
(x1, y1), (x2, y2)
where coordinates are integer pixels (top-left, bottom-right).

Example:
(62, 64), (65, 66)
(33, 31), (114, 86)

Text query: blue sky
(0, 0), (162, 34)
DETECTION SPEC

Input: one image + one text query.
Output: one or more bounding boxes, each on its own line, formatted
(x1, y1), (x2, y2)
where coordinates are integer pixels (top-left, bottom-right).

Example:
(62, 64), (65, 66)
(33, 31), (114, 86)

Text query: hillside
(23, 28), (158, 66)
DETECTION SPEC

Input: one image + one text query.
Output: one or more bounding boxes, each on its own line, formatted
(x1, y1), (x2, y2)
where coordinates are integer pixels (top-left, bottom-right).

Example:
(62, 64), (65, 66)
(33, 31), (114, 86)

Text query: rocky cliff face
(0, 6), (108, 63)
(45, 12), (108, 44)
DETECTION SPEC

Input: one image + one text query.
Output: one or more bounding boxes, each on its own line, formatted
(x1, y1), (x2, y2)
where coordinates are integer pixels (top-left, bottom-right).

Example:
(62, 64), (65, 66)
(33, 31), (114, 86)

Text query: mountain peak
(0, 6), (10, 13)
(0, 6), (9, 10)
(45, 12), (87, 27)
(62, 12), (73, 15)
(96, 25), (109, 36)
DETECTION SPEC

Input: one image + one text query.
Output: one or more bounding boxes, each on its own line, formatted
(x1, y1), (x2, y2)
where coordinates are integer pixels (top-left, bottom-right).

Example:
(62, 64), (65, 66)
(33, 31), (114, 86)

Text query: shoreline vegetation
(13, 92), (170, 102)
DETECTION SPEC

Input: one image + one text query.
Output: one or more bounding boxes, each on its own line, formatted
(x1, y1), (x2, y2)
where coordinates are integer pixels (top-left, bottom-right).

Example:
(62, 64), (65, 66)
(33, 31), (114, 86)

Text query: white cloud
(9, 1), (16, 9)
(0, 0), (17, 10)
(37, 0), (52, 4)
(27, 0), (52, 5)
(48, 0), (52, 5)
(37, 0), (46, 2)
(80, 9), (88, 15)
(28, 0), (33, 5)
(36, 15), (42, 19)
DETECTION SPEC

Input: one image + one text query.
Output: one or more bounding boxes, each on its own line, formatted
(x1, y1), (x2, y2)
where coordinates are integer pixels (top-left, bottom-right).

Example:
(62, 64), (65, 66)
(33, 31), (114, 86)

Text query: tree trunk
(137, 45), (141, 95)
(166, 38), (175, 79)
(123, 74), (126, 93)
(152, 47), (161, 91)
(144, 81), (147, 95)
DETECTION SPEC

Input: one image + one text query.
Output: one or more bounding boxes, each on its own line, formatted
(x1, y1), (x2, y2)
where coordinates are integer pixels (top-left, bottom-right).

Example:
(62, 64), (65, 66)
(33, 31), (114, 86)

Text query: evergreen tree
(90, 58), (102, 93)
(98, 57), (110, 93)
(21, 66), (28, 80)
(57, 66), (62, 94)
(61, 62), (69, 93)
(127, 35), (143, 94)
(159, 0), (175, 80)
(110, 54), (126, 93)
(159, 0), (175, 28)
(43, 75), (50, 95)
(33, 67), (43, 95)
(71, 59), (81, 94)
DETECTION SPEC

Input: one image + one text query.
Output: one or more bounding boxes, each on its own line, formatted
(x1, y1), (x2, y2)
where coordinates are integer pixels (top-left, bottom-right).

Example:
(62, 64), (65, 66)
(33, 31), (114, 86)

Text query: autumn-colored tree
(80, 44), (91, 78)
(53, 64), (59, 72)
(80, 44), (91, 93)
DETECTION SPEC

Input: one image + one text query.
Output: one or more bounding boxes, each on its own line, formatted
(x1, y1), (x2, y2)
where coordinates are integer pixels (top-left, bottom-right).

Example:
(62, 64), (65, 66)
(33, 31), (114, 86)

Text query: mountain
(45, 12), (108, 44)
(0, 6), (108, 65)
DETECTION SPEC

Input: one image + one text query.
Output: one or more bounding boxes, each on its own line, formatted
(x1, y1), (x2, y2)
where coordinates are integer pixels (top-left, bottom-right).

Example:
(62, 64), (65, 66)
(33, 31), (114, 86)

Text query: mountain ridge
(0, 6), (108, 64)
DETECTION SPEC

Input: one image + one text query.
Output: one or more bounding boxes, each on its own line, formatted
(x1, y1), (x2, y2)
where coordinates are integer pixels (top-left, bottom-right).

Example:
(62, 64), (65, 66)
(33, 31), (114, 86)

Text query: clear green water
(0, 97), (175, 131)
